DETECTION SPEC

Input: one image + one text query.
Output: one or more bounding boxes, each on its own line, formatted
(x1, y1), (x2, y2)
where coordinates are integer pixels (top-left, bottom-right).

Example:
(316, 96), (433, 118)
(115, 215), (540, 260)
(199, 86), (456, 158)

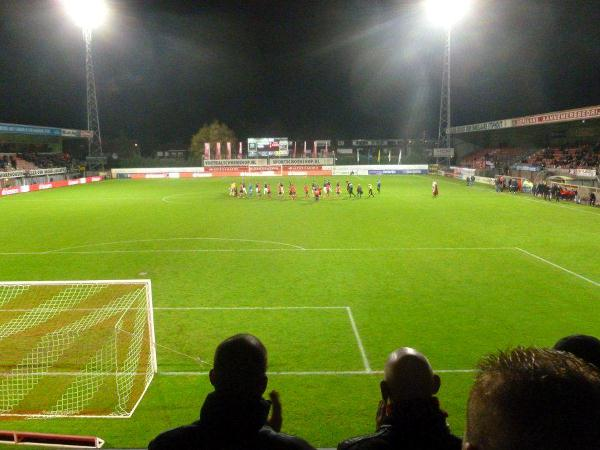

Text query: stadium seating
(463, 144), (599, 171)
(525, 145), (600, 169)
(461, 148), (523, 169)
(18, 152), (71, 169)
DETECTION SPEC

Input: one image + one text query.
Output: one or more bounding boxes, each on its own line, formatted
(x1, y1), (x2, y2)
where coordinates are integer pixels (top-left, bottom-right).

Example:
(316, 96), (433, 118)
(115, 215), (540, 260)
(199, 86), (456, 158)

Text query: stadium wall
(0, 176), (104, 197)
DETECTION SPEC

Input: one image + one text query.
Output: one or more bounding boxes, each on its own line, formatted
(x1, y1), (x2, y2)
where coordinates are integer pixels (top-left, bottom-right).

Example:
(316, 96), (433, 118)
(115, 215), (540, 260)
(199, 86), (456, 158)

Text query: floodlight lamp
(63, 0), (108, 31)
(425, 0), (471, 29)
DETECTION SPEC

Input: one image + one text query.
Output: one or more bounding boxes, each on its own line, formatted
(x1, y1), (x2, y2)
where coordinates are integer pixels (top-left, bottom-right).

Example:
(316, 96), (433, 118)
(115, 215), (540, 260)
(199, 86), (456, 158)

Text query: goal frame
(0, 279), (157, 419)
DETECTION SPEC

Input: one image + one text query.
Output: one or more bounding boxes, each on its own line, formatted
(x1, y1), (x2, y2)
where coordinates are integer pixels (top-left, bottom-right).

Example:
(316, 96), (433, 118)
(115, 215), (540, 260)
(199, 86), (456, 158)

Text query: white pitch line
(346, 307), (372, 373)
(154, 306), (348, 310)
(0, 306), (348, 312)
(515, 193), (600, 217)
(515, 247), (599, 287)
(49, 237), (306, 253)
(0, 247), (514, 256)
(466, 182), (600, 217)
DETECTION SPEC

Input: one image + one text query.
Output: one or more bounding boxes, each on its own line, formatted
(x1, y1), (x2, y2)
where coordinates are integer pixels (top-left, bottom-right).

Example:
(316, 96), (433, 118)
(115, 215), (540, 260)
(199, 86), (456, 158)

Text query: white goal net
(0, 280), (157, 418)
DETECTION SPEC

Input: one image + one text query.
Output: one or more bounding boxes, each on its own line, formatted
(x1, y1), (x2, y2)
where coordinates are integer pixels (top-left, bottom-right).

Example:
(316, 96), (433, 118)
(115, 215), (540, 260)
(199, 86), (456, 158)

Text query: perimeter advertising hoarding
(247, 138), (289, 157)
(0, 177), (103, 197)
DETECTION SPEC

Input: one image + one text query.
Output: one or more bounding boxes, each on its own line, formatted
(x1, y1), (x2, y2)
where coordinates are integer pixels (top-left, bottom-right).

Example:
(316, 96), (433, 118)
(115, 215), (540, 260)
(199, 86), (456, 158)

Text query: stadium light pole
(63, 0), (108, 166)
(426, 0), (471, 150)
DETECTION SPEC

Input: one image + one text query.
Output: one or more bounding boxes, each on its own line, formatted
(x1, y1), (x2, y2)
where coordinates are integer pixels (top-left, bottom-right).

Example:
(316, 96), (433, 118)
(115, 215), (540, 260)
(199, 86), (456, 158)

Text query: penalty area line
(514, 247), (599, 287)
(346, 307), (372, 373)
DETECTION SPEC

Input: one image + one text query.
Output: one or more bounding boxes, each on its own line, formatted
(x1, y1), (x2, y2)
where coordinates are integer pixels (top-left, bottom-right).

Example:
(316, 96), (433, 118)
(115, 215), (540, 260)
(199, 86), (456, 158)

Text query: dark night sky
(0, 0), (599, 149)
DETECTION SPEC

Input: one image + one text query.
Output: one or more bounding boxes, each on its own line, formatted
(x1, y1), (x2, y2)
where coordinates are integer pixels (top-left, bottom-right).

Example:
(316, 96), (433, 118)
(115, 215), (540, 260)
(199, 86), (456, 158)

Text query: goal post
(0, 280), (157, 419)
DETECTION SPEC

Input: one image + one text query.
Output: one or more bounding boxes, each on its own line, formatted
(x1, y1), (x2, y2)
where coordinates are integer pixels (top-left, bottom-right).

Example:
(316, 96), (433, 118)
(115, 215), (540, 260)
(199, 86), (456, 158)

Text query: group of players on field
(228, 179), (383, 200)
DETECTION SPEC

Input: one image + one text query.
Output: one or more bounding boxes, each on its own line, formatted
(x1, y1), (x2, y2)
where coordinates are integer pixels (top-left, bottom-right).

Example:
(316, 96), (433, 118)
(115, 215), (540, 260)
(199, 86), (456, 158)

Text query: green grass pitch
(0, 174), (598, 448)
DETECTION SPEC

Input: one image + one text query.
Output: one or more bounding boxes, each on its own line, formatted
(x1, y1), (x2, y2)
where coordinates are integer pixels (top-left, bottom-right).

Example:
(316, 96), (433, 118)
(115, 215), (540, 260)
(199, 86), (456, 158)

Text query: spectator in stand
(554, 335), (600, 371)
(148, 334), (315, 450)
(337, 347), (461, 450)
(462, 347), (600, 450)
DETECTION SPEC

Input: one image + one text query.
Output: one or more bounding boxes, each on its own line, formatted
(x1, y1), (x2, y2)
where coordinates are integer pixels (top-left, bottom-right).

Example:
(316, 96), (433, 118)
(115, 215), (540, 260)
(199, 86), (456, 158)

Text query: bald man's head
(381, 347), (440, 402)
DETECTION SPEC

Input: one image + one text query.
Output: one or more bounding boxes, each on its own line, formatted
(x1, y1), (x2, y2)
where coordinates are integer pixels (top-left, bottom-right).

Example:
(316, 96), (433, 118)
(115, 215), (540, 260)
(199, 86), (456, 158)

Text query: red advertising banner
(216, 142), (221, 160)
(238, 142), (243, 159)
(204, 142), (210, 160)
(226, 142), (232, 160)
(1, 177), (104, 197)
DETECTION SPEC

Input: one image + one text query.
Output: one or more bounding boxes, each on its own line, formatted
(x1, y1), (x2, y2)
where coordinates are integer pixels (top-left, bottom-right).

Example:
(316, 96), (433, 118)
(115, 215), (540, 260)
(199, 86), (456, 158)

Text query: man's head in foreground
(209, 333), (268, 398)
(463, 347), (600, 450)
(380, 347), (441, 403)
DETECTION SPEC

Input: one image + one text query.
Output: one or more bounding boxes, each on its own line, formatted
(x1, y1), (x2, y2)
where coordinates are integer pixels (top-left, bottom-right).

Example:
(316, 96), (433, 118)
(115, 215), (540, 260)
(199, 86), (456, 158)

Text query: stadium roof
(0, 121), (91, 139)
(448, 105), (600, 135)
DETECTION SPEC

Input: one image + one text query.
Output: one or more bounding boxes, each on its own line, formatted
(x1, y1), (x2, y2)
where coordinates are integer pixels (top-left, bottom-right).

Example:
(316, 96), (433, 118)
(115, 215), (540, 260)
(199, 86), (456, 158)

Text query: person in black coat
(148, 334), (315, 450)
(337, 347), (461, 450)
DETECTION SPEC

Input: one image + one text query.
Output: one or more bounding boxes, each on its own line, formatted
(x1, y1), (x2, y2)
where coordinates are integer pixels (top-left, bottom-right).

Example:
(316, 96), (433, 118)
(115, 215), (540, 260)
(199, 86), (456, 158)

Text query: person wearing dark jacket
(148, 334), (315, 450)
(337, 347), (461, 450)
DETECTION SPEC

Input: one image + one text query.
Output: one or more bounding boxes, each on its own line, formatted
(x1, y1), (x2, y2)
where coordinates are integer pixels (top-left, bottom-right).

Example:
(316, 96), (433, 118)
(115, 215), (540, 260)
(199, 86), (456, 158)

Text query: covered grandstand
(0, 121), (91, 172)
(449, 104), (600, 178)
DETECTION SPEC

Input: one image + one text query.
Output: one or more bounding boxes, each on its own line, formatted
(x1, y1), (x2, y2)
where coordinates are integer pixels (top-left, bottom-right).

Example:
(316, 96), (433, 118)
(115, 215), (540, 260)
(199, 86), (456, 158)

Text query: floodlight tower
(426, 0), (471, 149)
(63, 0), (108, 163)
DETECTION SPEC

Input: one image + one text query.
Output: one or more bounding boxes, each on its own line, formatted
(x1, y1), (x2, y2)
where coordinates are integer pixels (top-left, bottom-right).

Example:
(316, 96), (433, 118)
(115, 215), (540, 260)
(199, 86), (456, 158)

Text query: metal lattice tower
(83, 29), (103, 158)
(437, 28), (451, 149)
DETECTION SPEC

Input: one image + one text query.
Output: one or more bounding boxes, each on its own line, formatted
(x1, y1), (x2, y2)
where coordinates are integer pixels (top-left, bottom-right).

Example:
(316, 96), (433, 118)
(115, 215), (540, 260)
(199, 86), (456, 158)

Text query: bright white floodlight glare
(425, 0), (471, 28)
(63, 0), (108, 30)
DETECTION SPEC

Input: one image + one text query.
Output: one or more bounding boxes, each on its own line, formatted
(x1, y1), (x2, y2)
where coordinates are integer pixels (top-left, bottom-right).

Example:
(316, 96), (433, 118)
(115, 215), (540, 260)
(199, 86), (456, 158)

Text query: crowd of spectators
(19, 151), (71, 169)
(462, 148), (523, 170)
(148, 333), (600, 450)
(0, 152), (74, 172)
(493, 175), (599, 206)
(0, 154), (19, 171)
(524, 144), (600, 169)
(463, 144), (600, 171)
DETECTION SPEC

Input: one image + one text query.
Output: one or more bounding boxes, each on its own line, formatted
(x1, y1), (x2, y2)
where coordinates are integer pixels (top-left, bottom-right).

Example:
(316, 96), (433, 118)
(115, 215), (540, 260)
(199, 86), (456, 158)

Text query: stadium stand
(18, 151), (72, 169)
(524, 145), (600, 169)
(460, 148), (524, 170)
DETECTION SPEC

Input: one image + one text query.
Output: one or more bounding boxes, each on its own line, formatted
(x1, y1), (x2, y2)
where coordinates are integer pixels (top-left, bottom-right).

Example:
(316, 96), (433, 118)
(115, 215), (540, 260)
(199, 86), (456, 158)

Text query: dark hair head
(554, 334), (600, 371)
(466, 347), (600, 450)
(211, 334), (268, 397)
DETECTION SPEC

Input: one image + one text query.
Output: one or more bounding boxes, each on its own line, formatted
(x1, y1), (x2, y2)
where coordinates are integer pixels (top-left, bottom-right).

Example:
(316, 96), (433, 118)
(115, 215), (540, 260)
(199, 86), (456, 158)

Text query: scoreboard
(247, 137), (289, 157)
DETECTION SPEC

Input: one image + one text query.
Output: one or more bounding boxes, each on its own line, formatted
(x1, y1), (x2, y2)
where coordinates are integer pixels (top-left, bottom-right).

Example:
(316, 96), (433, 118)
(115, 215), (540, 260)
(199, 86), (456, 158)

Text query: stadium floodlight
(62, 0), (108, 31)
(425, 0), (471, 29)
(62, 0), (108, 167)
(425, 0), (472, 151)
